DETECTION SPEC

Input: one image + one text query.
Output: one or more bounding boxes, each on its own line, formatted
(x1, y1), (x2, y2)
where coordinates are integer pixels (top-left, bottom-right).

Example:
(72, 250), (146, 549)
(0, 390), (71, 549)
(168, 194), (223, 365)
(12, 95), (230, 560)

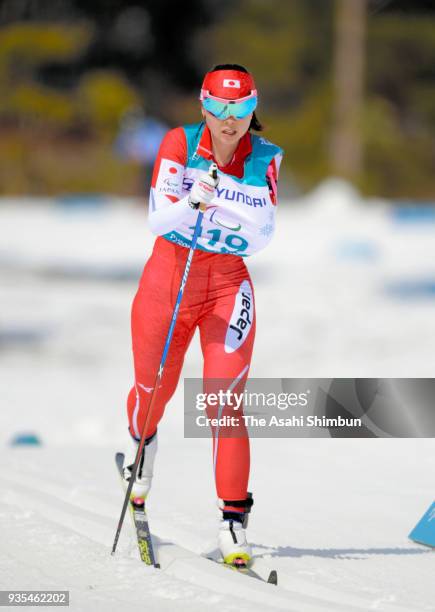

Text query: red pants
(127, 236), (256, 502)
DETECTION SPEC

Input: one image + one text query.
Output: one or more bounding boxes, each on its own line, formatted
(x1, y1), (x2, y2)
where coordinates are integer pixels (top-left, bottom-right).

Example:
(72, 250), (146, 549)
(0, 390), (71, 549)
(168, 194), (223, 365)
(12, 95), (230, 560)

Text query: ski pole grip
(209, 162), (218, 182)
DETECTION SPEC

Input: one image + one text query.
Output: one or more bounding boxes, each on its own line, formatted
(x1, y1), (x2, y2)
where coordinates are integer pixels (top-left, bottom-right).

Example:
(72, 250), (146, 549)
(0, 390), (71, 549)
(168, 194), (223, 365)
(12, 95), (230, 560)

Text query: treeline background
(0, 0), (434, 197)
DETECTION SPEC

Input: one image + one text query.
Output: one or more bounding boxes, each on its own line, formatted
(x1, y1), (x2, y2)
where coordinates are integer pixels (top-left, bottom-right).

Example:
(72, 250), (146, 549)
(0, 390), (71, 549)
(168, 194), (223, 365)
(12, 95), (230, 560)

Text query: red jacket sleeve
(151, 127), (187, 189)
(148, 127), (198, 235)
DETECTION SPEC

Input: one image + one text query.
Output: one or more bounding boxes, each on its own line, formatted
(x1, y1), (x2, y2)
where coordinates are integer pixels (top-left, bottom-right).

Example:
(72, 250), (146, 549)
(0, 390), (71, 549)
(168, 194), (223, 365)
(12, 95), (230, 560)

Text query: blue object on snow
(10, 433), (42, 446)
(0, 326), (50, 349)
(385, 279), (435, 298)
(409, 501), (435, 548)
(392, 204), (435, 224)
(334, 239), (379, 262)
(55, 194), (108, 210)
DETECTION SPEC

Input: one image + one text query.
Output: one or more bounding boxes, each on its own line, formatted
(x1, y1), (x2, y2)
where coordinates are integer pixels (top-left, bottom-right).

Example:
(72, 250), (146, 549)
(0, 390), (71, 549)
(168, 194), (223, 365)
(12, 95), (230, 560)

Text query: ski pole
(112, 162), (218, 558)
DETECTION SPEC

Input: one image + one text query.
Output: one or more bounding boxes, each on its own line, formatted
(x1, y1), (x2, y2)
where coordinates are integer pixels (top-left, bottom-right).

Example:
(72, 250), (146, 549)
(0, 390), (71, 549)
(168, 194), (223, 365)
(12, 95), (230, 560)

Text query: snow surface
(1, 182), (434, 611)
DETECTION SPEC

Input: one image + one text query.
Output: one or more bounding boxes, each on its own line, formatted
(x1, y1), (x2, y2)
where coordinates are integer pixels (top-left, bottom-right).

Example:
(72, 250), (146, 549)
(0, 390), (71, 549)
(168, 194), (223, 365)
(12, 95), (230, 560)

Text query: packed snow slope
(1, 181), (434, 611)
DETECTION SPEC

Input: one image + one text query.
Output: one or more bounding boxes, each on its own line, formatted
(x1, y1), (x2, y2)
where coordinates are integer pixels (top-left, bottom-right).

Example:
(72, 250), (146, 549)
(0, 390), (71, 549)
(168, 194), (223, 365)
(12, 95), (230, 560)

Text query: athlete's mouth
(222, 129), (237, 136)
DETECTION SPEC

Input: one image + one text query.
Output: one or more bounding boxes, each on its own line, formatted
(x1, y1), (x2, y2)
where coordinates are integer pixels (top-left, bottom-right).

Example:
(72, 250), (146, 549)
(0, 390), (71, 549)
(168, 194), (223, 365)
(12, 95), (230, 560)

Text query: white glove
(189, 170), (219, 210)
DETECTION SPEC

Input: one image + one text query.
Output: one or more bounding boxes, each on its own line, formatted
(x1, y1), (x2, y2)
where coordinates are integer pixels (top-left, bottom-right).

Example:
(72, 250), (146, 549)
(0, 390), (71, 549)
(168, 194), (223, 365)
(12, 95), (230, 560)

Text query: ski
(116, 452), (276, 583)
(206, 557), (277, 585)
(115, 452), (160, 567)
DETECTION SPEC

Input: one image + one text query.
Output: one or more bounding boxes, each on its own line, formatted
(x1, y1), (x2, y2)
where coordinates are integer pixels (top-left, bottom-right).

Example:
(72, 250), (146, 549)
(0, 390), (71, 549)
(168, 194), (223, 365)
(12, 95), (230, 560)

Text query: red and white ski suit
(127, 122), (282, 506)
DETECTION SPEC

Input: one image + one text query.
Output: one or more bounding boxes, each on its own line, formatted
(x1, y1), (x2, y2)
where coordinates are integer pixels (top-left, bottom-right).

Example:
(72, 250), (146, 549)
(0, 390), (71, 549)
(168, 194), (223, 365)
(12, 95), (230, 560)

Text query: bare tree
(330, 0), (367, 179)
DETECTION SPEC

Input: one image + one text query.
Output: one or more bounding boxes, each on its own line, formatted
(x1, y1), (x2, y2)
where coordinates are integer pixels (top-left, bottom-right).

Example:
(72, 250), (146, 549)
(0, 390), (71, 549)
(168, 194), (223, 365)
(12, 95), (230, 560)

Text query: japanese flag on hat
(223, 79), (240, 88)
(201, 69), (256, 100)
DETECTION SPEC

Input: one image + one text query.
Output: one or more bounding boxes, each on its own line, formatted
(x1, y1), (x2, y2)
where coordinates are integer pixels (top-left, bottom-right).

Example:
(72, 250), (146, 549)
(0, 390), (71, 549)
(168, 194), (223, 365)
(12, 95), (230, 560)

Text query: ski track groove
(0, 469), (419, 612)
(0, 500), (268, 612)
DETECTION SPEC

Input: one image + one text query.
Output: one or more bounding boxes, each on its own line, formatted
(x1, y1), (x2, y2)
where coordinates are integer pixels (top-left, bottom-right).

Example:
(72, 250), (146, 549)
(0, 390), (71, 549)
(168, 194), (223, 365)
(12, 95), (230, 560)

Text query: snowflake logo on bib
(259, 224), (274, 237)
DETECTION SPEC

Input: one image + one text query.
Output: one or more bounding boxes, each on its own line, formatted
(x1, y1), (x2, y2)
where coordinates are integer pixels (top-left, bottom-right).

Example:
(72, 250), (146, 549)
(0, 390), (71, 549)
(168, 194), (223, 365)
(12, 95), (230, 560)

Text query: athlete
(122, 64), (283, 566)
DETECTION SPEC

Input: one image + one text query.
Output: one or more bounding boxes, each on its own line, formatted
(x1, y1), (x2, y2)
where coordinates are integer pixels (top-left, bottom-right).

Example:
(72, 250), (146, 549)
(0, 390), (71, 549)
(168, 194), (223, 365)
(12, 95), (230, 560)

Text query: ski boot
(123, 430), (157, 505)
(218, 493), (254, 567)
